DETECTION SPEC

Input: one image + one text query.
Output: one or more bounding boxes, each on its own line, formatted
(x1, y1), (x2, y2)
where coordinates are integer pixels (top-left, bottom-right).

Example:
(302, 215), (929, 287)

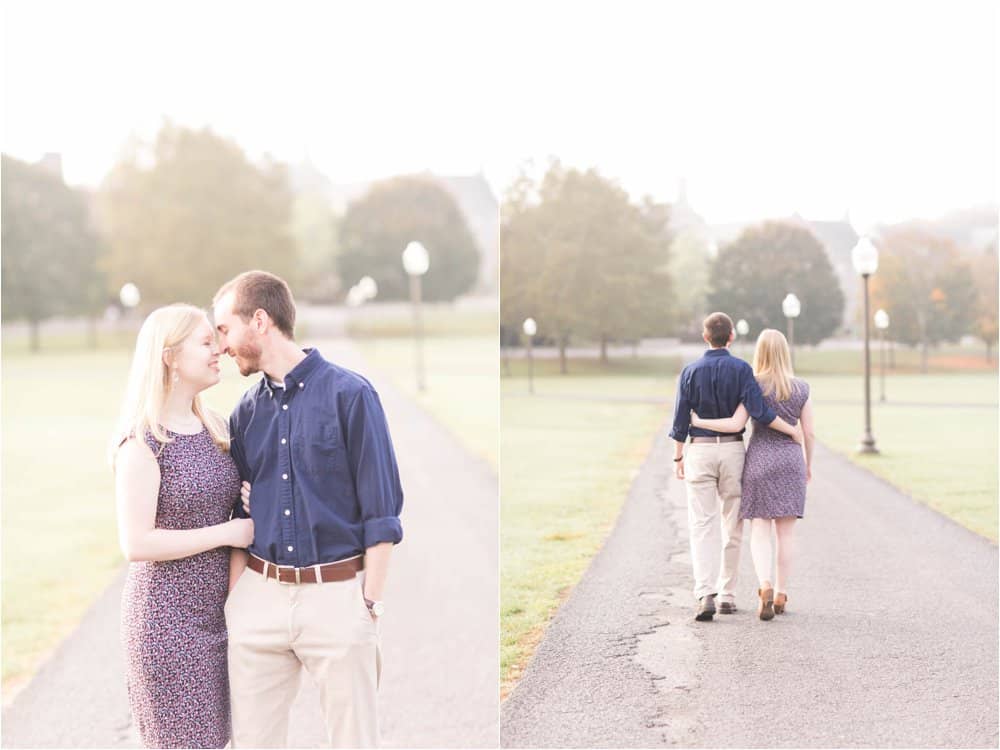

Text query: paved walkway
(2, 337), (498, 748)
(500, 426), (998, 747)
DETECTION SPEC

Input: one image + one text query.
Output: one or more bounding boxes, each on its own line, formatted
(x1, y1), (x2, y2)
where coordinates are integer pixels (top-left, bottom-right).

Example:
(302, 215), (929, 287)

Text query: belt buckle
(275, 564), (301, 585)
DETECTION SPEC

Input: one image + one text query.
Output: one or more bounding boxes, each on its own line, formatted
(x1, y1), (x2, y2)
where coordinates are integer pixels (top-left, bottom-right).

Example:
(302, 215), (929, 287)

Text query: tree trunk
(29, 319), (40, 352)
(559, 337), (568, 375)
(600, 335), (608, 364)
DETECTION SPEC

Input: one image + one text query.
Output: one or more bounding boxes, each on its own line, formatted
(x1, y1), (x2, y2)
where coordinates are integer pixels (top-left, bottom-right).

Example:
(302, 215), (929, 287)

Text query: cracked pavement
(500, 426), (998, 748)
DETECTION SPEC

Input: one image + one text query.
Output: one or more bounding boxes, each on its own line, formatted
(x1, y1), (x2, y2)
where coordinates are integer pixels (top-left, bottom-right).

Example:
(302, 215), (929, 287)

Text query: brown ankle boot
(758, 587), (775, 621)
(774, 592), (787, 614)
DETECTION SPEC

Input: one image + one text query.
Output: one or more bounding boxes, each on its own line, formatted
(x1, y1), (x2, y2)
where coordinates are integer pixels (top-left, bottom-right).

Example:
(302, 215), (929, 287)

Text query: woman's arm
(228, 548), (249, 591)
(690, 403), (749, 433)
(799, 397), (816, 481)
(115, 438), (254, 562)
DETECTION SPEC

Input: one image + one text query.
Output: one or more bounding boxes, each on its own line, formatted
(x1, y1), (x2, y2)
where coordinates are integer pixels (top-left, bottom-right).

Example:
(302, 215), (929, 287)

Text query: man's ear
(728, 330), (736, 345)
(702, 331), (711, 345)
(252, 309), (268, 333)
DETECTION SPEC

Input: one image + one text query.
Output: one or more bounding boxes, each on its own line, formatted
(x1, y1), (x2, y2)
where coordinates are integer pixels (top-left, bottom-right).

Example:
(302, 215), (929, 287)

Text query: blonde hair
(752, 329), (795, 402)
(110, 304), (229, 467)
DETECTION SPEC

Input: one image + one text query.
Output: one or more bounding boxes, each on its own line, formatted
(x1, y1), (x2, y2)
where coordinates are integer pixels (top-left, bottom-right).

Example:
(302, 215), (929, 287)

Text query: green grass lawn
(805, 373), (998, 540)
(500, 369), (673, 696)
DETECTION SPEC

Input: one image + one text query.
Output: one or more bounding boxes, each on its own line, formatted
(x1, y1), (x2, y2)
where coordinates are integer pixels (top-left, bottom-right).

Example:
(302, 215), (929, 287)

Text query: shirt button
(282, 404), (288, 411)
(284, 509), (291, 516)
(281, 438), (287, 445)
(287, 545), (294, 552)
(299, 383), (304, 389)
(282, 473), (288, 480)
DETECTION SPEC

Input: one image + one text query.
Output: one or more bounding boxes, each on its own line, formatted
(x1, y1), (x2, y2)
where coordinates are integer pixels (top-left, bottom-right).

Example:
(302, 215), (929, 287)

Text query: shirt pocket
(299, 420), (344, 477)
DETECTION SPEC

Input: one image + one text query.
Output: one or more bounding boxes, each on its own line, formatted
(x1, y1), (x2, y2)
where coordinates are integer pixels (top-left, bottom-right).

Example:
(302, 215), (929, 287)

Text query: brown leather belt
(247, 553), (363, 584)
(690, 435), (743, 444)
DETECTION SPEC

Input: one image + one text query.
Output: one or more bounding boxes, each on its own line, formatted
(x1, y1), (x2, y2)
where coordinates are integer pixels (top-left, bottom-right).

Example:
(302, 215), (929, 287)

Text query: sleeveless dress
(739, 378), (810, 520)
(120, 428), (241, 749)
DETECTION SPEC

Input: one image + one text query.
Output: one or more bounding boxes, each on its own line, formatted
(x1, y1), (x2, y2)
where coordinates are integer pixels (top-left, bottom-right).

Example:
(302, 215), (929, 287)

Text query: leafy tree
(666, 228), (713, 339)
(500, 162), (672, 372)
(97, 123), (296, 309)
(972, 245), (999, 362)
(337, 176), (479, 302)
(291, 191), (341, 303)
(1, 154), (105, 351)
(870, 227), (978, 371)
(706, 221), (844, 346)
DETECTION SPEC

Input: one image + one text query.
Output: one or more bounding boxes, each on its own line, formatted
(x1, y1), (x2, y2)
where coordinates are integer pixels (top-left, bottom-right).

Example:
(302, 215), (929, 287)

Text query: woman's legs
(774, 516), (797, 594)
(749, 518), (773, 587)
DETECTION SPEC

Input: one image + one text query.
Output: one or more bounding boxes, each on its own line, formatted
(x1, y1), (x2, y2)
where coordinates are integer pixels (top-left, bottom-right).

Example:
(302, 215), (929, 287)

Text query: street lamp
(852, 236), (880, 454)
(736, 319), (749, 360)
(402, 241), (430, 392)
(523, 317), (537, 395)
(874, 308), (889, 403)
(781, 294), (801, 368)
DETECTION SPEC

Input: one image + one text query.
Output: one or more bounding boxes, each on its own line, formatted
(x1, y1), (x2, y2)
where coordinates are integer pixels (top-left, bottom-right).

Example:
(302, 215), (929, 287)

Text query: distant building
(289, 161), (498, 292)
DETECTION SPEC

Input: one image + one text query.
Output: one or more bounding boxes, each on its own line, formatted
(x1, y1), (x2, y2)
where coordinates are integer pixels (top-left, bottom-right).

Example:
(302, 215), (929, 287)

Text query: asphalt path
(2, 336), (498, 748)
(500, 427), (998, 748)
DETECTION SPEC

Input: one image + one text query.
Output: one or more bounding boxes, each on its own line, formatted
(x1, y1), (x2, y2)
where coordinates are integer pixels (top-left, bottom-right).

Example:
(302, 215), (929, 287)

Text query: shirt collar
(260, 348), (324, 397)
(704, 348), (732, 358)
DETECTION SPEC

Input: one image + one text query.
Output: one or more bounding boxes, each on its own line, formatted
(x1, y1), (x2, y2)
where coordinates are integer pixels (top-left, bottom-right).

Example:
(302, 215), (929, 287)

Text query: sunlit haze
(3, 0), (995, 224)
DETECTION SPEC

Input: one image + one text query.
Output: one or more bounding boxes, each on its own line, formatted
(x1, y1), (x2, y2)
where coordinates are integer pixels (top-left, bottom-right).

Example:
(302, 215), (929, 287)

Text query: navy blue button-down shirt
(229, 348), (404, 566)
(669, 348), (777, 442)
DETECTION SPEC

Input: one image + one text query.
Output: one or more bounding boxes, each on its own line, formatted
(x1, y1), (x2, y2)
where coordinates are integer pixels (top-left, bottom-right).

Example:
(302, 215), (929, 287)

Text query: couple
(670, 312), (815, 622)
(112, 271), (404, 748)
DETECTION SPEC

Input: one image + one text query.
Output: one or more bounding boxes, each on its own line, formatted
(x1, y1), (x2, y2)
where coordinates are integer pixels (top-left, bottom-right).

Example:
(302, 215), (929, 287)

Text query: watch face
(371, 601), (385, 617)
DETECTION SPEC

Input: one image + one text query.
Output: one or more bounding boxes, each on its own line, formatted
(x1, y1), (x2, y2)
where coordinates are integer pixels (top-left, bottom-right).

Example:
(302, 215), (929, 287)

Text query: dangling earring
(173, 367), (180, 384)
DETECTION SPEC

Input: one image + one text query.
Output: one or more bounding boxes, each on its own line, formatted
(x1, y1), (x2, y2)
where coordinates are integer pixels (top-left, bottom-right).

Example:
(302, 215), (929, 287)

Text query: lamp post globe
(402, 241), (430, 277)
(119, 283), (141, 309)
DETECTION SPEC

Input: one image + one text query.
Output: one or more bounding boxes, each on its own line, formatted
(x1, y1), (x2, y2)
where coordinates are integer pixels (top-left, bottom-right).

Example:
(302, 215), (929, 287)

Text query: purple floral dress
(120, 428), (240, 748)
(739, 378), (810, 520)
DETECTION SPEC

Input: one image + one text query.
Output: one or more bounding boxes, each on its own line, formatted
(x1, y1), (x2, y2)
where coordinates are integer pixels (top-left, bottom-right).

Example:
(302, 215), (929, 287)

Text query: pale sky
(3, 0), (995, 225)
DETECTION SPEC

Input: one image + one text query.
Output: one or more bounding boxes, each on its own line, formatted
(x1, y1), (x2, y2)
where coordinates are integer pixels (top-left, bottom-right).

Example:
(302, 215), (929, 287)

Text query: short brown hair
(703, 312), (733, 348)
(214, 271), (296, 339)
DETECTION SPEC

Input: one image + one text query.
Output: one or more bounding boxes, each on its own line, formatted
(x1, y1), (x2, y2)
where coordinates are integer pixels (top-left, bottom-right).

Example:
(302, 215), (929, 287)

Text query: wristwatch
(364, 597), (385, 617)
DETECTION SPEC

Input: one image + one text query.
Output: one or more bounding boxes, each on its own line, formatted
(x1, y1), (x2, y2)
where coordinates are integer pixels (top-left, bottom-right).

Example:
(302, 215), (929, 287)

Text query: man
(670, 312), (800, 621)
(213, 270), (403, 747)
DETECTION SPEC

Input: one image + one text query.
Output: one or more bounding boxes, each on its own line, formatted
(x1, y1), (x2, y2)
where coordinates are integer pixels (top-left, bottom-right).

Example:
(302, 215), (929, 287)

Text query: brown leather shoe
(774, 592), (787, 614)
(718, 601), (737, 614)
(757, 587), (775, 621)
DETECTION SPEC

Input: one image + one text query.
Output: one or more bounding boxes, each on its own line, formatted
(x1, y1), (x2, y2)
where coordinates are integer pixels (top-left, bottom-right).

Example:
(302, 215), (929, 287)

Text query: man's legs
(716, 441), (747, 604)
(226, 569), (304, 748)
(293, 573), (381, 748)
(684, 444), (722, 601)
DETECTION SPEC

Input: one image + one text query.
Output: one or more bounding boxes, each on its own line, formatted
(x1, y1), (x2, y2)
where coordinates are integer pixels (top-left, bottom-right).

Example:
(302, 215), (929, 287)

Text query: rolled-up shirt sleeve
(668, 371), (693, 442)
(740, 367), (777, 425)
(345, 385), (404, 547)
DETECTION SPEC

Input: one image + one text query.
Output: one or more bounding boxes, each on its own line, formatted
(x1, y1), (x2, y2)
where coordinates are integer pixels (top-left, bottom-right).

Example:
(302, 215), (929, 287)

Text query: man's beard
(235, 339), (263, 376)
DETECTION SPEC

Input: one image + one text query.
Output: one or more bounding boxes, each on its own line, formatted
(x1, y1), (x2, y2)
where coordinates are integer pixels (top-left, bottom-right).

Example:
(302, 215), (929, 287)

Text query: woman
(111, 304), (253, 748)
(691, 329), (815, 621)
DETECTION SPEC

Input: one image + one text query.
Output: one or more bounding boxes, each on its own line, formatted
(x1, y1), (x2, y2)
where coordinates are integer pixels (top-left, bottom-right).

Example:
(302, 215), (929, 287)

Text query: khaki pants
(683, 441), (746, 602)
(225, 565), (382, 748)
